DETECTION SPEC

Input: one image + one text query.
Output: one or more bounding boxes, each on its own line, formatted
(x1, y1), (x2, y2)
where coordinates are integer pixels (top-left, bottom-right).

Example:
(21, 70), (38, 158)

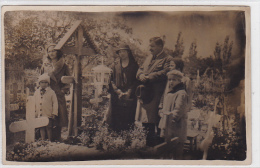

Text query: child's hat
(38, 73), (50, 84)
(167, 70), (183, 78)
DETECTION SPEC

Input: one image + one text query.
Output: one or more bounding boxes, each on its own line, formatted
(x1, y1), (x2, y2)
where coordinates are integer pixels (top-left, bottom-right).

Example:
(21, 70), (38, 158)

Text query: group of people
(34, 44), (71, 142)
(33, 36), (191, 159)
(109, 37), (192, 159)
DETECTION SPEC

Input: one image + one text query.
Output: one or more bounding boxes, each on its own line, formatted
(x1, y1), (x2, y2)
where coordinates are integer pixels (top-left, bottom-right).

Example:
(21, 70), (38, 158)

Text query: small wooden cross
(9, 96), (49, 143)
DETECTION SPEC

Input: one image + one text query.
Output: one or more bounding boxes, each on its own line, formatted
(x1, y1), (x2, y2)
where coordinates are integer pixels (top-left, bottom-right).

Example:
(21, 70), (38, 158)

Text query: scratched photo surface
(3, 8), (247, 162)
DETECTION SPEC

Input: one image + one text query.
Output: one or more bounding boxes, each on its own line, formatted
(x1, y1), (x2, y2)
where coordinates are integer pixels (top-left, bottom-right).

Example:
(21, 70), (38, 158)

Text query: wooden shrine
(55, 20), (99, 136)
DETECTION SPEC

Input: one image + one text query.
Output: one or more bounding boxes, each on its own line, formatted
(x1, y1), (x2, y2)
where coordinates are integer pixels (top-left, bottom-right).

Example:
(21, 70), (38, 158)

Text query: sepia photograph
(2, 6), (250, 164)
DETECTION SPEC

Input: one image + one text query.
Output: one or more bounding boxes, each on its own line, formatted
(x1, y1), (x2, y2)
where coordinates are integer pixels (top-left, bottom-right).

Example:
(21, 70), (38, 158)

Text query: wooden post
(68, 84), (74, 136)
(72, 26), (83, 136)
(61, 76), (75, 137)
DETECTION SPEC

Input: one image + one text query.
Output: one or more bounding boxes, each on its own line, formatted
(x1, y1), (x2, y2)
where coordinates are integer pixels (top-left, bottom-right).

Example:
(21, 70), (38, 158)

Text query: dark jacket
(135, 51), (173, 123)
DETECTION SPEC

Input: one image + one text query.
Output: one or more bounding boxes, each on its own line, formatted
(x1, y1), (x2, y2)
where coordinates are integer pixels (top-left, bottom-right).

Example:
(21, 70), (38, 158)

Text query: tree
(4, 11), (74, 69)
(222, 36), (233, 66)
(172, 32), (184, 58)
(189, 40), (197, 58)
(183, 40), (199, 78)
(213, 36), (233, 70)
(4, 11), (146, 70)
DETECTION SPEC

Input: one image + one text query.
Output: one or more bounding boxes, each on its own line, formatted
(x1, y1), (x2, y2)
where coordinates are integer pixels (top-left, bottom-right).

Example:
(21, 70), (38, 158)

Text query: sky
(5, 10), (246, 60)
(116, 11), (246, 58)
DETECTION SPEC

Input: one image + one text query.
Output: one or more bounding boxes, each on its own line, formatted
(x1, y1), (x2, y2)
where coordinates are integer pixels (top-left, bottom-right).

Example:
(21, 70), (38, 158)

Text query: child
(158, 70), (188, 159)
(163, 58), (193, 111)
(34, 73), (58, 141)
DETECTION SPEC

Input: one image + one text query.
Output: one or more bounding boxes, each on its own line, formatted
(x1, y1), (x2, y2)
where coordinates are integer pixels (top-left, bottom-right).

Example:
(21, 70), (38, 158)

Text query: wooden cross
(55, 20), (99, 136)
(9, 96), (49, 143)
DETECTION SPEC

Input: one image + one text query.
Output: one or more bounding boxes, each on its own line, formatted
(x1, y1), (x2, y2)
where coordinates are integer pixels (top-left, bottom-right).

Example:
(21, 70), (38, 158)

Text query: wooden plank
(61, 46), (78, 55)
(61, 46), (97, 55)
(9, 120), (27, 132)
(77, 26), (83, 56)
(54, 20), (82, 50)
(9, 117), (49, 133)
(61, 76), (74, 84)
(153, 137), (179, 154)
(68, 84), (74, 136)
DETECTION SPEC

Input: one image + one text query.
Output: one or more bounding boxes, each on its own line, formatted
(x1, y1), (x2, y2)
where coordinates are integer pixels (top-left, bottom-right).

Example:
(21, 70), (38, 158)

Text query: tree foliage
(183, 40), (199, 78)
(172, 32), (184, 58)
(4, 11), (145, 70)
(183, 36), (233, 80)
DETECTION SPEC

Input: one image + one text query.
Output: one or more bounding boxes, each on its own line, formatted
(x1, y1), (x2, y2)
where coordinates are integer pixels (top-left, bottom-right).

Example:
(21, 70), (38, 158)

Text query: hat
(116, 44), (130, 54)
(46, 43), (57, 52)
(167, 70), (183, 78)
(38, 73), (50, 84)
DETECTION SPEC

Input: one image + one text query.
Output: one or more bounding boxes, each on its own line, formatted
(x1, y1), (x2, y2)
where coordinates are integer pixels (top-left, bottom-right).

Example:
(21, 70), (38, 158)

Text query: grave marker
(9, 96), (49, 143)
(55, 20), (99, 136)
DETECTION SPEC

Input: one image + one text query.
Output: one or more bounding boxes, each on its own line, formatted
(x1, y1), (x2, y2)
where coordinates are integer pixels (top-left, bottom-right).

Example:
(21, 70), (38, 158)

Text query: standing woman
(109, 44), (139, 132)
(41, 44), (71, 141)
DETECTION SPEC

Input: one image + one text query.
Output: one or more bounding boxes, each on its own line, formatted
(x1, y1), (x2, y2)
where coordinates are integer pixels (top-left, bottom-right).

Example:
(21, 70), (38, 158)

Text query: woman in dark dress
(41, 44), (71, 141)
(109, 44), (139, 132)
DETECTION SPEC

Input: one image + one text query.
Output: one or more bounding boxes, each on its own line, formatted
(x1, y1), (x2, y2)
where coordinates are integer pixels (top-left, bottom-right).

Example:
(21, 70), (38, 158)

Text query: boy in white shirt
(34, 73), (58, 141)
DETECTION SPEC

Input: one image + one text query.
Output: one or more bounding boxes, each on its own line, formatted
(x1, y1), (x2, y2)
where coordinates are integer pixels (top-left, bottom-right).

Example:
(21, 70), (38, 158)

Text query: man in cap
(158, 70), (188, 159)
(135, 37), (173, 146)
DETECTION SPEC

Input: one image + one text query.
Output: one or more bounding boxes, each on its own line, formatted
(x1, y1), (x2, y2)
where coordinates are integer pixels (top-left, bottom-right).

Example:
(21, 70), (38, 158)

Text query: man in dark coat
(135, 37), (173, 146)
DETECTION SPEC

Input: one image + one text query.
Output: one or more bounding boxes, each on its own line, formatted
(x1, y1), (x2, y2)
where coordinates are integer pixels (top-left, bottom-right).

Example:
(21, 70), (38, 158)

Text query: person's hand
(111, 81), (117, 90)
(116, 89), (124, 99)
(50, 115), (56, 119)
(158, 109), (164, 117)
(163, 111), (172, 115)
(135, 121), (142, 128)
(139, 74), (149, 82)
(124, 91), (131, 99)
(118, 92), (125, 99)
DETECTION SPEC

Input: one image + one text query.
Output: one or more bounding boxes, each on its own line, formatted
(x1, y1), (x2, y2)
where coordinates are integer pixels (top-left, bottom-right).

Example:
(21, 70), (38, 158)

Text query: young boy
(34, 73), (58, 141)
(158, 70), (188, 159)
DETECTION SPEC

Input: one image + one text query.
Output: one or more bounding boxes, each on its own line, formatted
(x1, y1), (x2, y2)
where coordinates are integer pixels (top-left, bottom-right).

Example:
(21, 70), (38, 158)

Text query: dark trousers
(52, 126), (62, 142)
(143, 123), (156, 147)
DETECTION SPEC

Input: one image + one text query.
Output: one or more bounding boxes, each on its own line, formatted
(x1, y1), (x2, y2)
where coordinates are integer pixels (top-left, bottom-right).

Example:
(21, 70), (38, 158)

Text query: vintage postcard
(1, 6), (251, 165)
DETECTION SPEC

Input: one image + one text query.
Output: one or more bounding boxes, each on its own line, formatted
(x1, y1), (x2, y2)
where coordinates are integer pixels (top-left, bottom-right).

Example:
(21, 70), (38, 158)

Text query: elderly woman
(109, 44), (139, 132)
(41, 44), (71, 141)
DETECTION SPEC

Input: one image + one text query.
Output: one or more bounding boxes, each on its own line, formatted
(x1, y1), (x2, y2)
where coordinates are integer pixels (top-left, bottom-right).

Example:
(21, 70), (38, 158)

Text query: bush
(92, 124), (147, 153)
(207, 113), (246, 160)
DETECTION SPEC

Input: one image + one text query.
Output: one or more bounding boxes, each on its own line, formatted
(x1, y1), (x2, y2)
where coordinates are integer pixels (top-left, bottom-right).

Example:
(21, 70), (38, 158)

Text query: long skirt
(111, 98), (136, 132)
